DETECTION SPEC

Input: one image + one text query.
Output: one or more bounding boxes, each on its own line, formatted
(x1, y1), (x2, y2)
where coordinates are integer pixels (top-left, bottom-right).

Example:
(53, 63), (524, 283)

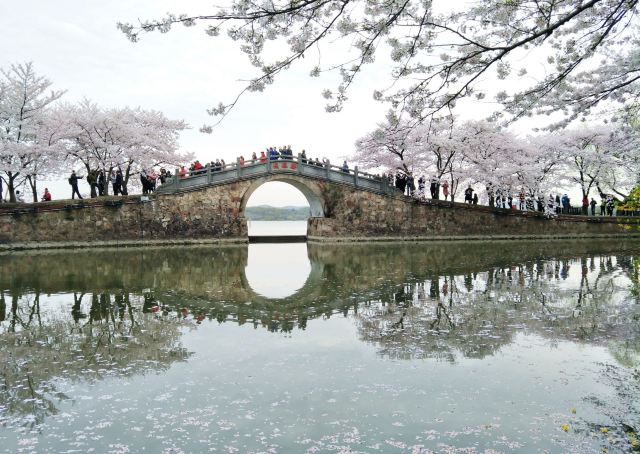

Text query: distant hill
(245, 205), (310, 221)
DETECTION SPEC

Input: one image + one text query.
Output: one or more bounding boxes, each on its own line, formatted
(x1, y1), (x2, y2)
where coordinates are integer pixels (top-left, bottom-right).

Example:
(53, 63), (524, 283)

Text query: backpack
(68, 177), (73, 185)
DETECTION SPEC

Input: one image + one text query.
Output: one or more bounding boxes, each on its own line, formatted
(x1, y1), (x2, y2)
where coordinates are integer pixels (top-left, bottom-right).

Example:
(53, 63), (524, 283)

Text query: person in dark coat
(430, 177), (439, 199)
(464, 186), (474, 204)
(396, 174), (407, 193)
(117, 170), (127, 195)
(69, 171), (83, 199)
(561, 194), (570, 214)
(87, 169), (98, 198)
(487, 185), (494, 207)
(606, 195), (615, 216)
(406, 175), (415, 196)
(590, 198), (597, 216)
(97, 171), (105, 196)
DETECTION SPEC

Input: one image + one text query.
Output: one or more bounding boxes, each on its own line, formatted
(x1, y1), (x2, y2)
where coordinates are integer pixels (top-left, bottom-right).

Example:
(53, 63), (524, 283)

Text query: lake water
(247, 220), (308, 236)
(1, 240), (640, 453)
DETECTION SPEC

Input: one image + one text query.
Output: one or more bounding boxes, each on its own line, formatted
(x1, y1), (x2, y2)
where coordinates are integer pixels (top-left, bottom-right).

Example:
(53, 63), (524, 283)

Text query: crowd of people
(0, 151), (624, 218)
(176, 146), (343, 179)
(382, 173), (620, 217)
(65, 168), (131, 199)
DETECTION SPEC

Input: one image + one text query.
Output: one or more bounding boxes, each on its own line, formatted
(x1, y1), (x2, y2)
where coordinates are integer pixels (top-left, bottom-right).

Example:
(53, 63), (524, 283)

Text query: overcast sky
(1, 0), (402, 205)
(3, 0), (581, 207)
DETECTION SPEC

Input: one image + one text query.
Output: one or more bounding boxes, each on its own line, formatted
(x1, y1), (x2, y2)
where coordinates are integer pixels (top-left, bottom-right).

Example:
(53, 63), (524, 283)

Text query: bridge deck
(156, 155), (395, 196)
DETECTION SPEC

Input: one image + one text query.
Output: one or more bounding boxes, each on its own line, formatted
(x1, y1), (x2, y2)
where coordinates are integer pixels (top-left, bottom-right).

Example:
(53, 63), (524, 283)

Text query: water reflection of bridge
(3, 241), (639, 339)
(3, 240), (640, 301)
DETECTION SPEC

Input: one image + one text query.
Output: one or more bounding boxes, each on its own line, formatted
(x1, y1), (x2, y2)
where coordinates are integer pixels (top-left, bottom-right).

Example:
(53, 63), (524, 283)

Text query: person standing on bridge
(417, 176), (425, 199)
(561, 194), (570, 214)
(87, 169), (98, 198)
(97, 171), (105, 196)
(464, 186), (474, 204)
(69, 170), (83, 199)
(406, 174), (415, 197)
(606, 195), (615, 216)
(429, 176), (438, 199)
(442, 180), (449, 201)
(115, 170), (124, 195)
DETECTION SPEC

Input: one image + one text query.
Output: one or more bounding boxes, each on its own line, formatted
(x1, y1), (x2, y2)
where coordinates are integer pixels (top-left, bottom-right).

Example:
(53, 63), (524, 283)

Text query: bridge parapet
(157, 155), (394, 195)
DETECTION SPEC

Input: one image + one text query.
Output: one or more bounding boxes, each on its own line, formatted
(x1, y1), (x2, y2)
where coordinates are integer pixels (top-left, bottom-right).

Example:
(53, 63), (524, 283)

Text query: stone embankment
(0, 178), (639, 250)
(307, 194), (640, 242)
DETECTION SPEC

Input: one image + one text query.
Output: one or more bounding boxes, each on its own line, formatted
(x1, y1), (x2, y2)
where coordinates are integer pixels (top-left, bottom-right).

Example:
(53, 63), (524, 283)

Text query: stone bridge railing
(156, 155), (396, 195)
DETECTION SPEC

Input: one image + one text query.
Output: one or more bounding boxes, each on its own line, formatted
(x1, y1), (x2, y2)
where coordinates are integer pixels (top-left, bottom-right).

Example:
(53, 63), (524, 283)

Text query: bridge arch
(239, 175), (325, 218)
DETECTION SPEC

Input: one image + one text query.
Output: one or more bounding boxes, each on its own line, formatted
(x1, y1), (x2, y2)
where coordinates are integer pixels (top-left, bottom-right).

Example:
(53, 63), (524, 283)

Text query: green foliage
(621, 186), (640, 211)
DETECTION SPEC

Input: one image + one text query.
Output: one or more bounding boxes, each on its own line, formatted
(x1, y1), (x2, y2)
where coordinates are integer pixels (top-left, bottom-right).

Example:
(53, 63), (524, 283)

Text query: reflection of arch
(240, 175), (325, 218)
(240, 259), (326, 303)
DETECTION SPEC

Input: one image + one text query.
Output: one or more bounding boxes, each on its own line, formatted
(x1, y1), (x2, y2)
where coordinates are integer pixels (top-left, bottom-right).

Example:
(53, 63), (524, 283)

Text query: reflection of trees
(0, 246), (248, 296)
(0, 290), (191, 428)
(353, 254), (640, 362)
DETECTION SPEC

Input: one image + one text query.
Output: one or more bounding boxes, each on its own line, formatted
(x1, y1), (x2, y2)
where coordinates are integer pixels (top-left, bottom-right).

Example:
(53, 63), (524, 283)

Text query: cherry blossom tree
(0, 63), (65, 202)
(59, 100), (192, 195)
(118, 0), (640, 128)
(352, 119), (431, 177)
(354, 117), (639, 204)
(354, 118), (537, 200)
(542, 125), (639, 200)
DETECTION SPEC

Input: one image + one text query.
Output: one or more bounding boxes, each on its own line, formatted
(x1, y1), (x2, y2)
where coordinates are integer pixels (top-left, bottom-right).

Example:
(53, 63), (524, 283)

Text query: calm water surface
(1, 240), (640, 453)
(247, 220), (307, 236)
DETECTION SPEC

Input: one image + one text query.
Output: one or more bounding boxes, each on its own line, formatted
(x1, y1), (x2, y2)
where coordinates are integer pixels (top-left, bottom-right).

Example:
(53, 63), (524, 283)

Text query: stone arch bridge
(155, 155), (395, 220)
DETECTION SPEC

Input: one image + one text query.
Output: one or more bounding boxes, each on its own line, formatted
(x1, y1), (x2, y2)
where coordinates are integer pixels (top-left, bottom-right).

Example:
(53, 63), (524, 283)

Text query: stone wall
(308, 182), (640, 240)
(0, 182), (252, 245)
(0, 177), (639, 248)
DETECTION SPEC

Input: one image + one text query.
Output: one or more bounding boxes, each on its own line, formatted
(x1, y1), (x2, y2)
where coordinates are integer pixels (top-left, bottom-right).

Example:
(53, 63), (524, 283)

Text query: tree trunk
(5, 172), (18, 203)
(26, 175), (38, 202)
(124, 162), (132, 193)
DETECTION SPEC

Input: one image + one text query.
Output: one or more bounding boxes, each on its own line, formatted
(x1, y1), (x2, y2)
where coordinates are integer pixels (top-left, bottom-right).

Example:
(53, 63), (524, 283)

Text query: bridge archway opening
(241, 178), (325, 237)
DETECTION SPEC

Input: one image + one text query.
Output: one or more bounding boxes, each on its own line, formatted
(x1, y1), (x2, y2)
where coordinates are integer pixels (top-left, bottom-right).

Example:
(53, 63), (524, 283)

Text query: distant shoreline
(245, 205), (310, 221)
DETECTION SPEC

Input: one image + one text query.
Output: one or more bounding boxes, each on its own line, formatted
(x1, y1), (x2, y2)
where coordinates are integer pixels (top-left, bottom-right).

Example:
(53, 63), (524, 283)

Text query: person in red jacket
(41, 188), (52, 201)
(582, 195), (589, 215)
